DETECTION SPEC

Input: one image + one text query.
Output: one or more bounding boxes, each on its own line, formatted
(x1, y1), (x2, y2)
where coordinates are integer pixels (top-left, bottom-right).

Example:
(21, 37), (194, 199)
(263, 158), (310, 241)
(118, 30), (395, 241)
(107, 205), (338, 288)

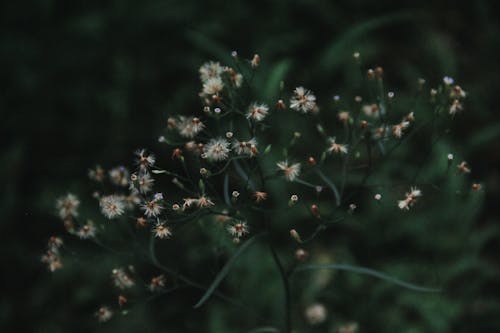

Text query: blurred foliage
(1, 0), (499, 332)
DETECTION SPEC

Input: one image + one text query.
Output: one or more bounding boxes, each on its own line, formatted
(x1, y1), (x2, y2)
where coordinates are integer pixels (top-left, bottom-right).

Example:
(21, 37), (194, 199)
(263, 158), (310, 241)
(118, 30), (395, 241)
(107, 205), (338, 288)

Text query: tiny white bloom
(247, 103), (269, 121)
(277, 161), (301, 181)
(204, 138), (231, 162)
(290, 87), (317, 113)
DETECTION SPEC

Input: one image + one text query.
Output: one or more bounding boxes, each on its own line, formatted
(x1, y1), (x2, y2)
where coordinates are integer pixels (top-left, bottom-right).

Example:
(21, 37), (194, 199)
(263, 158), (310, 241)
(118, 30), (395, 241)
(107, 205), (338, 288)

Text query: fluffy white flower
(290, 87), (316, 113)
(178, 116), (205, 138)
(202, 77), (224, 96)
(232, 138), (258, 157)
(246, 103), (269, 121)
(100, 195), (126, 219)
(199, 61), (224, 82)
(277, 161), (301, 181)
(203, 138), (231, 162)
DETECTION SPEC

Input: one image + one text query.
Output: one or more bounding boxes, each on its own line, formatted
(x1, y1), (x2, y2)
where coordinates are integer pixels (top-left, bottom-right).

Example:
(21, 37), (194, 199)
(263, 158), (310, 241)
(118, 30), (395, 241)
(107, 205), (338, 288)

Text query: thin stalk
(269, 244), (291, 333)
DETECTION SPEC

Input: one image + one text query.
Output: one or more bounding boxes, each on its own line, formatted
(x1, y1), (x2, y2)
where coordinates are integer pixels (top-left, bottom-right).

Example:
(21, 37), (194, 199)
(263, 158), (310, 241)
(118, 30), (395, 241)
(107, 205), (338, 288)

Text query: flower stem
(269, 244), (291, 333)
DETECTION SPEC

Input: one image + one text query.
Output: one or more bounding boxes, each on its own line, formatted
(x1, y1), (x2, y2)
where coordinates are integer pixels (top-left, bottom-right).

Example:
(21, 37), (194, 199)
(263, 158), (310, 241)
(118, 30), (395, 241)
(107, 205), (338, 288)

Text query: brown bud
(295, 248), (309, 261)
(307, 156), (317, 166)
(136, 217), (147, 228)
(375, 66), (383, 78)
(171, 148), (183, 159)
(276, 99), (286, 110)
(310, 204), (320, 218)
(360, 120), (368, 129)
(367, 69), (375, 80)
(118, 295), (127, 307)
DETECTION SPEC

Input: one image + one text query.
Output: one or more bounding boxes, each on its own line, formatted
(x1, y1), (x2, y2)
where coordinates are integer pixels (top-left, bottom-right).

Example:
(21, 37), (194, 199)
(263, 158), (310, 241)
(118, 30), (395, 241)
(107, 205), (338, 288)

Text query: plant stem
(269, 244), (291, 333)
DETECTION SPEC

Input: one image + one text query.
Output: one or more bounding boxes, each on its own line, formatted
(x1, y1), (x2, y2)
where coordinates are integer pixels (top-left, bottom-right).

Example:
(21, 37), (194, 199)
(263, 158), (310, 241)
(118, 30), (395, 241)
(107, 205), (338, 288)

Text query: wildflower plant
(45, 52), (482, 331)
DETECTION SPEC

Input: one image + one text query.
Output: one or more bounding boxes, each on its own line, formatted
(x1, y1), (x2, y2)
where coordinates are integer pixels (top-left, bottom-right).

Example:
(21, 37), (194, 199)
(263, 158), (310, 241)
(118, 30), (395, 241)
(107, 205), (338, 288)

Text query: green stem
(269, 244), (291, 333)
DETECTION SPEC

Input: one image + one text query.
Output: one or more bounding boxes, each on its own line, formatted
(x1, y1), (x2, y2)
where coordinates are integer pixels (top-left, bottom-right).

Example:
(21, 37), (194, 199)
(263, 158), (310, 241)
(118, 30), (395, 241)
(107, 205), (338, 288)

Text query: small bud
(118, 295), (127, 307)
(199, 168), (208, 176)
(348, 203), (357, 214)
(290, 229), (302, 243)
(231, 50), (238, 58)
(203, 106), (210, 113)
(472, 183), (482, 191)
(354, 96), (363, 103)
(289, 194), (299, 206)
(295, 248), (309, 261)
(447, 153), (454, 161)
(360, 120), (368, 129)
(387, 91), (395, 99)
(353, 51), (360, 59)
(251, 54), (260, 68)
(367, 69), (375, 80)
(307, 156), (317, 166)
(333, 95), (340, 102)
(374, 193), (382, 201)
(171, 148), (183, 159)
(158, 136), (166, 143)
(172, 204), (180, 211)
(225, 131), (233, 139)
(136, 217), (147, 228)
(232, 191), (240, 199)
(214, 107), (222, 114)
(276, 99), (286, 110)
(375, 66), (383, 79)
(310, 204), (320, 218)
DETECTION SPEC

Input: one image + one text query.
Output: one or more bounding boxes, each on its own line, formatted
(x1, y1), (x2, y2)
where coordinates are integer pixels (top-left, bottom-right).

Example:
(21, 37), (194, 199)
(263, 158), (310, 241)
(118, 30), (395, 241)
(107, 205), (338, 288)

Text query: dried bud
(290, 229), (302, 243)
(276, 99), (286, 110)
(310, 204), (320, 218)
(251, 54), (260, 67)
(360, 120), (368, 129)
(375, 66), (383, 78)
(295, 248), (309, 261)
(307, 156), (317, 166)
(118, 295), (127, 307)
(472, 183), (482, 191)
(367, 69), (375, 80)
(171, 148), (183, 160)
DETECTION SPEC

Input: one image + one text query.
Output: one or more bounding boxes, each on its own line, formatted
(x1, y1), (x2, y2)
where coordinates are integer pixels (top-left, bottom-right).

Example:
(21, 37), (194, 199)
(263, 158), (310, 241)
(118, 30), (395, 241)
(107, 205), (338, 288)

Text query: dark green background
(1, 0), (499, 332)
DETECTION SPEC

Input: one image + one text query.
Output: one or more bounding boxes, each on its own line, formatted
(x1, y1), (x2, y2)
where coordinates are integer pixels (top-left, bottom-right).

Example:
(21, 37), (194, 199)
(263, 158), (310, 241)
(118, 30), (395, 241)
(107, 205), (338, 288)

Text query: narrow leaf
(194, 233), (265, 308)
(294, 263), (441, 292)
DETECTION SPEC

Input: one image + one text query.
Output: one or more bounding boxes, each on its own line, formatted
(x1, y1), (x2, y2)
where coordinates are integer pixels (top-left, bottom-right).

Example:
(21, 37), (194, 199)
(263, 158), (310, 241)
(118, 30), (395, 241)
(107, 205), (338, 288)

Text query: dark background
(1, 0), (499, 332)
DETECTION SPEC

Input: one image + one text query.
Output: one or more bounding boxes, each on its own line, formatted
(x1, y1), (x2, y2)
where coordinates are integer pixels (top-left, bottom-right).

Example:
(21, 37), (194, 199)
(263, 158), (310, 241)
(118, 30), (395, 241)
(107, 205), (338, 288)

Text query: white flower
(130, 172), (155, 194)
(109, 166), (129, 187)
(99, 195), (126, 219)
(392, 121), (410, 138)
(135, 149), (155, 170)
(199, 61), (224, 82)
(290, 87), (316, 113)
(398, 186), (422, 210)
(178, 116), (205, 138)
(247, 103), (269, 121)
(141, 199), (164, 218)
(149, 274), (166, 292)
(76, 221), (97, 239)
(362, 104), (380, 118)
(95, 306), (113, 323)
(203, 138), (231, 162)
(449, 99), (463, 116)
(227, 221), (249, 238)
(277, 161), (301, 181)
(450, 85), (466, 99)
(111, 267), (135, 289)
(56, 193), (80, 219)
(443, 76), (454, 85)
(202, 77), (224, 96)
(152, 221), (172, 239)
(327, 137), (348, 154)
(305, 303), (327, 325)
(232, 138), (258, 157)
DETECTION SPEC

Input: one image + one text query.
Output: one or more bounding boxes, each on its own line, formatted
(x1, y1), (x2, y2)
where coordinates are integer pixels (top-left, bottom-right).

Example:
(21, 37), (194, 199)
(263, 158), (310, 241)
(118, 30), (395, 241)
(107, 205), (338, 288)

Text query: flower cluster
(44, 53), (482, 327)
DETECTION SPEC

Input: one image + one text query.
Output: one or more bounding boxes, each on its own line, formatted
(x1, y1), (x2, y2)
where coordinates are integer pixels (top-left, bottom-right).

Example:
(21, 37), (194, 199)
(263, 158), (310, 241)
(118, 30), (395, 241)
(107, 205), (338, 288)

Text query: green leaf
(194, 233), (265, 308)
(319, 11), (420, 72)
(294, 263), (441, 292)
(263, 60), (291, 100)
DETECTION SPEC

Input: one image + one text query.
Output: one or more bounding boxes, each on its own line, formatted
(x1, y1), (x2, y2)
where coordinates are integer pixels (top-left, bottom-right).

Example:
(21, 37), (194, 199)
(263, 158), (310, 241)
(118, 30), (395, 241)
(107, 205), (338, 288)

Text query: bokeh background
(1, 0), (499, 332)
